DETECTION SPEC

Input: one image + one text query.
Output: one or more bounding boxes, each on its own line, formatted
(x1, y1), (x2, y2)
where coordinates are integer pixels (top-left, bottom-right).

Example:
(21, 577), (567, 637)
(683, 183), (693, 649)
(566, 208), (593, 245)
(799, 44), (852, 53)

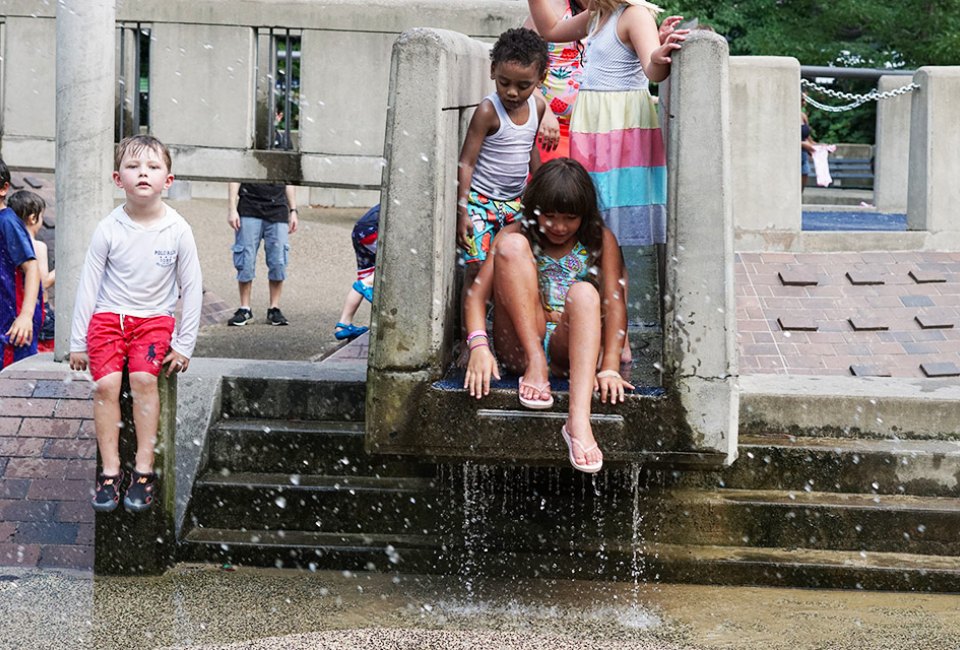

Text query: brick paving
(3, 251), (960, 571)
(0, 364), (95, 571)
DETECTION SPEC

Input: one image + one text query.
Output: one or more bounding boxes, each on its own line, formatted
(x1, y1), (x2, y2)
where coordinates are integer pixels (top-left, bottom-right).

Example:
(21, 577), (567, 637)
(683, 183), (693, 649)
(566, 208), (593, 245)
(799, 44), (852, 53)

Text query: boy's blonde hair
(114, 134), (172, 172)
(591, 0), (662, 18)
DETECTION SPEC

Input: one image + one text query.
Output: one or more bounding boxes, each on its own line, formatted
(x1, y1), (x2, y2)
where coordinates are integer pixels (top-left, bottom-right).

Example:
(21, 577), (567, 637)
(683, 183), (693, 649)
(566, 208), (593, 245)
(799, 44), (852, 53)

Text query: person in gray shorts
(226, 182), (298, 326)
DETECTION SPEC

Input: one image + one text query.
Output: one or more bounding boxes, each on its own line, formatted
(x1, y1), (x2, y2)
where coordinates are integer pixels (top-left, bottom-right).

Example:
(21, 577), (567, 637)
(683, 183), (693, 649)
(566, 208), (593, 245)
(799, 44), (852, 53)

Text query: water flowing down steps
(178, 376), (960, 591)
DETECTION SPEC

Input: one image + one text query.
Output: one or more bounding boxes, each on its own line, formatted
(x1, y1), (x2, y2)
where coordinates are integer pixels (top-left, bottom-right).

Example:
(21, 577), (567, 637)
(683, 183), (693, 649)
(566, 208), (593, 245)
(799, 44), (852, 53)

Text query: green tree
(668, 0), (960, 141)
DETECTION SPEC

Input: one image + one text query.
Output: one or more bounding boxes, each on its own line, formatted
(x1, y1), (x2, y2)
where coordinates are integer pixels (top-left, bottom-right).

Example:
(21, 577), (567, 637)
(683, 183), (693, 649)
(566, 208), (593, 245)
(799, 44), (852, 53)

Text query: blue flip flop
(334, 322), (368, 341)
(352, 280), (374, 303)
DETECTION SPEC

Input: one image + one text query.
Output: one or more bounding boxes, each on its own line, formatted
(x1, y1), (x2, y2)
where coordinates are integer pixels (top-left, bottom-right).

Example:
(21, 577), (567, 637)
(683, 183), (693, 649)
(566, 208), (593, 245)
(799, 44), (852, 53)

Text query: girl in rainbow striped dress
(527, 0), (685, 247)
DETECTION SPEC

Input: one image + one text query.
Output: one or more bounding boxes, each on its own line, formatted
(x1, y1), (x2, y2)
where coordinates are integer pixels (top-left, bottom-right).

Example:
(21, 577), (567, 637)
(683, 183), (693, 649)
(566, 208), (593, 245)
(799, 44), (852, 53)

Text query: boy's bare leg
(491, 233), (549, 401)
(238, 280), (252, 308)
(129, 372), (160, 474)
(268, 280), (283, 310)
(550, 282), (602, 466)
(93, 372), (124, 475)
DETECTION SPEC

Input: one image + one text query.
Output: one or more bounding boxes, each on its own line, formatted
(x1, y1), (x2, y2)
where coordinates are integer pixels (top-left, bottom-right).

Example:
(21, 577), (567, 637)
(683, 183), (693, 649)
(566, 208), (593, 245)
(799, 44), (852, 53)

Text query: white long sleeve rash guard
(70, 204), (203, 358)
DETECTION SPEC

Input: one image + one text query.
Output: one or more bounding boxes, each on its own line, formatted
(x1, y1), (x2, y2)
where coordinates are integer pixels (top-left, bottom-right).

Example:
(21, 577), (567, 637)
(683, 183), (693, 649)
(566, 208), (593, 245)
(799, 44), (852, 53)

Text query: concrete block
(664, 31), (738, 461)
(907, 67), (960, 234)
(369, 29), (492, 374)
(149, 23), (255, 149)
(3, 17), (56, 139)
(730, 57), (801, 238)
(874, 75), (914, 213)
(300, 30), (395, 156)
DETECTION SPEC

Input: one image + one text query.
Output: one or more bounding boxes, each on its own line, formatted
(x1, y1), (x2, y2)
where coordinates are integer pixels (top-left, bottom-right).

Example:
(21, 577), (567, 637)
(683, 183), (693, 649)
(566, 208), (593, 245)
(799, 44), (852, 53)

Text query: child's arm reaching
(621, 5), (685, 83)
(462, 243), (501, 399)
(456, 100), (498, 249)
(6, 259), (39, 347)
(596, 228), (634, 404)
(527, 0), (590, 43)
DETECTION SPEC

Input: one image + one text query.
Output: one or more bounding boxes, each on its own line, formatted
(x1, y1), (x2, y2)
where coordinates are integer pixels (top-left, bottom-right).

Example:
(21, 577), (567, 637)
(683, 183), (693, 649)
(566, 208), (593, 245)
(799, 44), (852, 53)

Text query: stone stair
(648, 430), (960, 590)
(177, 375), (960, 591)
(178, 377), (449, 572)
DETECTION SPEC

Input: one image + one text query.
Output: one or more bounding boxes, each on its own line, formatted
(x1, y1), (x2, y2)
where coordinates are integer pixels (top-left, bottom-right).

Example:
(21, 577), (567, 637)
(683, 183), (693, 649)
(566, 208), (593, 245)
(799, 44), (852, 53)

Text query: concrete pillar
(663, 31), (739, 464)
(874, 75), (914, 214)
(729, 56), (801, 250)
(907, 67), (960, 234)
(55, 0), (116, 360)
(366, 28), (493, 445)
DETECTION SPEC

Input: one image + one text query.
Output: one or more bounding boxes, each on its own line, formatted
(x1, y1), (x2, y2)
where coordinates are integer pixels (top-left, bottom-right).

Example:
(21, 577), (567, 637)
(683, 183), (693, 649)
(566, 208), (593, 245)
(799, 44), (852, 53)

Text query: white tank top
(471, 93), (539, 200)
(581, 6), (650, 92)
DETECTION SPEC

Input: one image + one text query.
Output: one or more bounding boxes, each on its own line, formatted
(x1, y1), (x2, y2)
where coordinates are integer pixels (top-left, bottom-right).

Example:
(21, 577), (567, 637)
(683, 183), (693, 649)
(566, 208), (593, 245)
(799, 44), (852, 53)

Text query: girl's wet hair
(521, 158), (605, 268)
(490, 28), (549, 77)
(7, 190), (46, 226)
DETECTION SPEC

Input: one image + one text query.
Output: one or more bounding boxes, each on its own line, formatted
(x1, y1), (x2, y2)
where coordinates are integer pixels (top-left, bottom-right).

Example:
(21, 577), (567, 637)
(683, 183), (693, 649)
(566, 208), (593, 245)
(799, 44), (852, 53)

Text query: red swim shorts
(86, 312), (175, 381)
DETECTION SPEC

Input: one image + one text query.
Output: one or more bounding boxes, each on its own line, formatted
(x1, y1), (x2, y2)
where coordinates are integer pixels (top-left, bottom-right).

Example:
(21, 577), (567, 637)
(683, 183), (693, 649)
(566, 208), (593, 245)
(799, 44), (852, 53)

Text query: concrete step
(179, 528), (960, 592)
(220, 377), (365, 421)
(188, 472), (444, 535)
(206, 418), (436, 478)
(687, 434), (960, 497)
(643, 543), (960, 592)
(181, 527), (448, 572)
(654, 488), (960, 556)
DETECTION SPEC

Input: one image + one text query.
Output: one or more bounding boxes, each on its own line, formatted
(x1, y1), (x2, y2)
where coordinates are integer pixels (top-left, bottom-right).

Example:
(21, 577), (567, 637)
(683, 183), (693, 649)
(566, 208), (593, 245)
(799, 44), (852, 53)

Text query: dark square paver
(846, 270), (885, 285)
(909, 269), (947, 284)
(849, 364), (892, 377)
(921, 362), (960, 378)
(901, 295), (935, 308)
(848, 316), (889, 331)
(777, 315), (819, 331)
(779, 268), (819, 286)
(915, 314), (955, 330)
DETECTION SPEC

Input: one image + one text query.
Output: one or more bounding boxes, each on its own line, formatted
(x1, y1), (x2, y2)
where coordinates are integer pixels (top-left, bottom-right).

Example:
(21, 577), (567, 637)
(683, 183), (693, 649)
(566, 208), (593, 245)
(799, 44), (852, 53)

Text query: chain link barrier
(801, 77), (920, 113)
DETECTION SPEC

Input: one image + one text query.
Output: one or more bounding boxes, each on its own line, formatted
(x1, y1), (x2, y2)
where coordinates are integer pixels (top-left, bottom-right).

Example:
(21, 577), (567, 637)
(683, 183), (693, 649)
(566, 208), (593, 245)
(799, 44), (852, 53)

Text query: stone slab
(848, 316), (889, 331)
(846, 270), (885, 285)
(915, 314), (955, 330)
(777, 315), (819, 331)
(921, 362), (960, 378)
(910, 269), (947, 283)
(849, 364), (892, 377)
(779, 268), (819, 286)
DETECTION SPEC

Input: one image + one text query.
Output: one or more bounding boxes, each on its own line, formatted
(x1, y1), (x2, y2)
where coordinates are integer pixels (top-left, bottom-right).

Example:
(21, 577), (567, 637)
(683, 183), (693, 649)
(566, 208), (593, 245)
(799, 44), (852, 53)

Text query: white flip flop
(561, 424), (603, 474)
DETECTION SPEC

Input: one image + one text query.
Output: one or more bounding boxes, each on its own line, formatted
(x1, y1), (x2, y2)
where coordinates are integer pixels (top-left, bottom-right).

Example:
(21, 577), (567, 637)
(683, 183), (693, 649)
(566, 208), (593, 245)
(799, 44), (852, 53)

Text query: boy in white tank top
(456, 27), (557, 275)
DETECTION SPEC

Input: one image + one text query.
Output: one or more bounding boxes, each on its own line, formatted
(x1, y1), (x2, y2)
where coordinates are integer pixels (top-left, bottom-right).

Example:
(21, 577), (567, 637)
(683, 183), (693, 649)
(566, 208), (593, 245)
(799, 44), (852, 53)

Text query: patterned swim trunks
(461, 189), (522, 264)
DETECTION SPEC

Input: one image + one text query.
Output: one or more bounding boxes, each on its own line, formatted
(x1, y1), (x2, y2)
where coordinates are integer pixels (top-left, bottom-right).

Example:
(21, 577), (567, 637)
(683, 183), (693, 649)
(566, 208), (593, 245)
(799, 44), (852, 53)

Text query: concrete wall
(729, 56), (801, 250)
(2, 16), (56, 169)
(0, 1), (524, 206)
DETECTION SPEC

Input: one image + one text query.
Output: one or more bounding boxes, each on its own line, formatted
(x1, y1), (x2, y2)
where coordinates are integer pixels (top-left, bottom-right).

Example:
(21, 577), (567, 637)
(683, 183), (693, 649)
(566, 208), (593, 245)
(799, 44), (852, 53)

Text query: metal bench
(808, 157), (874, 189)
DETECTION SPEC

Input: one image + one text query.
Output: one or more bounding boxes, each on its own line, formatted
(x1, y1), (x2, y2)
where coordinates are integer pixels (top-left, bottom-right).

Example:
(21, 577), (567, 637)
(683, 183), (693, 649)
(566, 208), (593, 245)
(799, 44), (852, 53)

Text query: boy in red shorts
(69, 135), (203, 513)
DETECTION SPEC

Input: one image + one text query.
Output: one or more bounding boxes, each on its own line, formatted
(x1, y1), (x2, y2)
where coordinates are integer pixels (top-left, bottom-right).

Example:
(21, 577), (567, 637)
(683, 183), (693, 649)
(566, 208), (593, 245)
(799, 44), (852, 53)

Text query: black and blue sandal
(92, 470), (125, 512)
(123, 470), (157, 513)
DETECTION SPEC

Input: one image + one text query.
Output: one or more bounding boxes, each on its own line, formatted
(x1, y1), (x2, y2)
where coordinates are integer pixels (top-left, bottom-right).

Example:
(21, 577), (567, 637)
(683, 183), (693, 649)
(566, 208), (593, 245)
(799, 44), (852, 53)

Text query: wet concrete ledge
(739, 374), (960, 439)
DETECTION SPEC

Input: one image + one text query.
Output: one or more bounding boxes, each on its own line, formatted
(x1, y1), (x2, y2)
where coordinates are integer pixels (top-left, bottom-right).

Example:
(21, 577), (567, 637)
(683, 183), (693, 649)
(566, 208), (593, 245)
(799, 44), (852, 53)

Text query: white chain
(801, 78), (920, 113)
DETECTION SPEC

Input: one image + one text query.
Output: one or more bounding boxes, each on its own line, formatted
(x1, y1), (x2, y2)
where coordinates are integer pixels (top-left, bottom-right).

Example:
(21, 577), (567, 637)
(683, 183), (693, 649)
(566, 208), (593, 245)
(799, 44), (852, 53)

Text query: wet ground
(3, 566), (959, 649)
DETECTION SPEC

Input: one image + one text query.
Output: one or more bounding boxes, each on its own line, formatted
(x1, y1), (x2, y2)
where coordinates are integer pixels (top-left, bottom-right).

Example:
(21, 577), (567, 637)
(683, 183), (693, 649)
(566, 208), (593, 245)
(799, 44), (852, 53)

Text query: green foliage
(666, 0), (960, 141)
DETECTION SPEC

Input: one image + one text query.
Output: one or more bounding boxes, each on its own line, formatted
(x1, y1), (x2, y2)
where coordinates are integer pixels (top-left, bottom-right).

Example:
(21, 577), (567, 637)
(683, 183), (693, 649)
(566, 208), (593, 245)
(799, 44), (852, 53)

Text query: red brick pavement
(737, 251), (960, 377)
(0, 363), (95, 571)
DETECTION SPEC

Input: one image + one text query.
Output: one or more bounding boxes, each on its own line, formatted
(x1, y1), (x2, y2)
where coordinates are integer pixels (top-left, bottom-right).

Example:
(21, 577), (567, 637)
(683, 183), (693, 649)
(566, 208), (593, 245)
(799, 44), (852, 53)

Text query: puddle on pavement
(2, 565), (959, 649)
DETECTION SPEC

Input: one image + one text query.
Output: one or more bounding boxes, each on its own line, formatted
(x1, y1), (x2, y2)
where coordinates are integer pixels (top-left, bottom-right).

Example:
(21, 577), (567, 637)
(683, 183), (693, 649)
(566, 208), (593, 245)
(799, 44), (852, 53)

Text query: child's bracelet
(466, 330), (488, 344)
(469, 341), (489, 351)
(596, 370), (622, 380)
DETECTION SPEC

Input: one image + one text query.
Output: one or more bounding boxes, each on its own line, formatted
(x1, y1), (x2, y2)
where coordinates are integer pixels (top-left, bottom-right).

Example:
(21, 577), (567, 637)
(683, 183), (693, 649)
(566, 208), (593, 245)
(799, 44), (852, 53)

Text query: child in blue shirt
(0, 160), (41, 369)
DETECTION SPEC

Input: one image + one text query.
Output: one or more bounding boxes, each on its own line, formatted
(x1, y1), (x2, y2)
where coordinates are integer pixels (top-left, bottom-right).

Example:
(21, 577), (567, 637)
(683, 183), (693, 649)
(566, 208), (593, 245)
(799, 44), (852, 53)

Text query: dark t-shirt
(237, 183), (289, 223)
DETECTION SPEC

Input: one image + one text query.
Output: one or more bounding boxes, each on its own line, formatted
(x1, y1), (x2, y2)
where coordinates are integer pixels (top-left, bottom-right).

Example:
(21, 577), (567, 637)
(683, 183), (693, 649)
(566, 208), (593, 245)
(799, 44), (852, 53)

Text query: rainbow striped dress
(570, 4), (666, 246)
